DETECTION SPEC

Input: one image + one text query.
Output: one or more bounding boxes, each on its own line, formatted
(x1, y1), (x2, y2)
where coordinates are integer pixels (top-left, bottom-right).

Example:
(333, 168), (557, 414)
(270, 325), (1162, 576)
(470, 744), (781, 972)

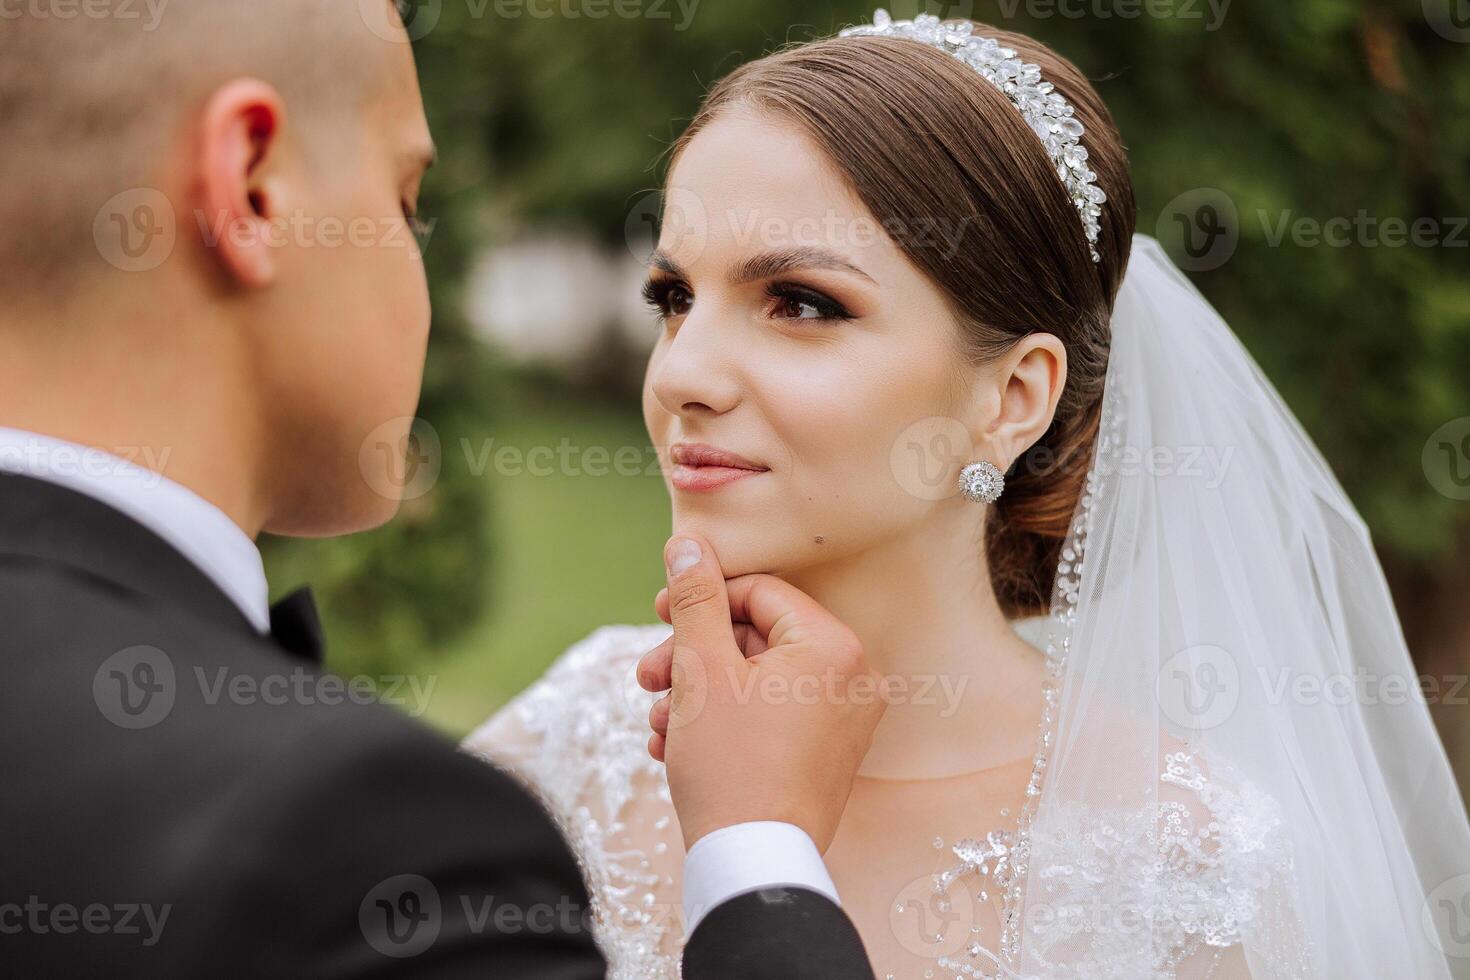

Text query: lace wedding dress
(464, 236), (1470, 979)
(465, 623), (1310, 979)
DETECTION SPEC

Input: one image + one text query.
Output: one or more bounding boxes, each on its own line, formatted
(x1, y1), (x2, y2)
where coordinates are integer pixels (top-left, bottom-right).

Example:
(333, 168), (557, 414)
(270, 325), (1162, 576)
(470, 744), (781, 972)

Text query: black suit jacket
(0, 472), (873, 978)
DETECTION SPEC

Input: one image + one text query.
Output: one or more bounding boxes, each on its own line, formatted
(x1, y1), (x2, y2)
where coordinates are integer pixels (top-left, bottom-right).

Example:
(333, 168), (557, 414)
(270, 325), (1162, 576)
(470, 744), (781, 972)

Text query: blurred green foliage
(267, 0), (1470, 723)
(411, 0), (1470, 549)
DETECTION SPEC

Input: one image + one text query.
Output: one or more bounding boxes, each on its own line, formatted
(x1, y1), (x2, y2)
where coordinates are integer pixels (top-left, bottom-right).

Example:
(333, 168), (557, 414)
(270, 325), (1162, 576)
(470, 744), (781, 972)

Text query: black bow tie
(269, 587), (325, 664)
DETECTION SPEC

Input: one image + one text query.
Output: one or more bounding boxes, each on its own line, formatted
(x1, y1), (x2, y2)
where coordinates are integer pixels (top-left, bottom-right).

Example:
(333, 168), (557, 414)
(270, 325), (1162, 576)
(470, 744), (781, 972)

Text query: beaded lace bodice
(464, 625), (687, 976)
(462, 623), (1308, 980)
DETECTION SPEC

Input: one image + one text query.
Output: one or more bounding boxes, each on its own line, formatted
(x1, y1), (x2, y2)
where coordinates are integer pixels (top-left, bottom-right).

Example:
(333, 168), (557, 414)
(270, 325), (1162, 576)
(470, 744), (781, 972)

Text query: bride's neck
(783, 505), (1049, 781)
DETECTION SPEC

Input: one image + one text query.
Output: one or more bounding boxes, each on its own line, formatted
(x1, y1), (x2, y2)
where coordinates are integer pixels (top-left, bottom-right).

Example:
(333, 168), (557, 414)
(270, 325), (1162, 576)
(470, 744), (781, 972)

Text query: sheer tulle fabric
(1017, 235), (1470, 978)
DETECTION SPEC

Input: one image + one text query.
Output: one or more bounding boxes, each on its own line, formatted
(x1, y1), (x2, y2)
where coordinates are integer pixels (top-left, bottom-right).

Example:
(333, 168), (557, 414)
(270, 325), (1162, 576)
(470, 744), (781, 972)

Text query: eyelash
(641, 279), (854, 325)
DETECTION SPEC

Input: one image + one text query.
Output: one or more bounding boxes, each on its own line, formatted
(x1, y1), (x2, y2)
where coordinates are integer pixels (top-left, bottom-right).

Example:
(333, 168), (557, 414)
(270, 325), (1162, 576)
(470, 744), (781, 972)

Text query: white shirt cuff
(680, 821), (841, 933)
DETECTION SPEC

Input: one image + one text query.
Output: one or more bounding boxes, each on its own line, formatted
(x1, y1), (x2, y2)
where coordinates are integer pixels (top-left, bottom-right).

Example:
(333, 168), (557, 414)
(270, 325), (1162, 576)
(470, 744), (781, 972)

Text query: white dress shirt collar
(0, 426), (271, 633)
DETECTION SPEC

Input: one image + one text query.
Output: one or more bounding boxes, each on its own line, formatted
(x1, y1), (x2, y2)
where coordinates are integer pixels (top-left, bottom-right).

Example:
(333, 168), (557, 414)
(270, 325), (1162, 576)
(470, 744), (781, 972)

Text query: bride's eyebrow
(648, 250), (687, 279)
(730, 246), (876, 286)
(647, 246), (878, 287)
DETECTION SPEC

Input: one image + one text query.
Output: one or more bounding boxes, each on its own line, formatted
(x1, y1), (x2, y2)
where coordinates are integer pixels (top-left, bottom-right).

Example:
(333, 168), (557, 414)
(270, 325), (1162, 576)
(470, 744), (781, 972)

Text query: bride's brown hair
(669, 22), (1136, 617)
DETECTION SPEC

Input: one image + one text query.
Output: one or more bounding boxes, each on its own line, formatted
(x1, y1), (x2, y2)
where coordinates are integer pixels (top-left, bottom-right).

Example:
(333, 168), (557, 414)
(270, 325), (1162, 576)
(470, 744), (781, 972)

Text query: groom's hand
(636, 533), (887, 854)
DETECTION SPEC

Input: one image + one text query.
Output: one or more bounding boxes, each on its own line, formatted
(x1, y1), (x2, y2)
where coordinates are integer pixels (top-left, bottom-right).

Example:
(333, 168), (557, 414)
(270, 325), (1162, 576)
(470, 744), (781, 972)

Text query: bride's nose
(649, 312), (741, 419)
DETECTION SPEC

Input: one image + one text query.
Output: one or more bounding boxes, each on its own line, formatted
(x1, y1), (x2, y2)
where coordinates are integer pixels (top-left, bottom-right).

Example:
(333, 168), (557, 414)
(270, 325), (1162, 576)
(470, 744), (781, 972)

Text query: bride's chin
(668, 519), (780, 580)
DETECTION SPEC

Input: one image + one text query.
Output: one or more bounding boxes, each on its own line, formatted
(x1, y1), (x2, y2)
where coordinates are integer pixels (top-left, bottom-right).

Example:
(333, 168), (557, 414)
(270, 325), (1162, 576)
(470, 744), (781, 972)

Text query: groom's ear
(197, 79), (286, 289)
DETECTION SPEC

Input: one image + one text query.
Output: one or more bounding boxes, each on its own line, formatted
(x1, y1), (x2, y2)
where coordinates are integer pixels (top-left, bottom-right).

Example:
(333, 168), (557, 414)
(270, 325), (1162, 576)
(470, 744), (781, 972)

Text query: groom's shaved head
(0, 0), (410, 288)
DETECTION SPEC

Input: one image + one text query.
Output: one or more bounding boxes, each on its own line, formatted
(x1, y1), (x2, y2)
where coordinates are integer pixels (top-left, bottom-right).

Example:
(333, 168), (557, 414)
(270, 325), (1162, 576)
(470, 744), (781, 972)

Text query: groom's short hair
(0, 0), (402, 291)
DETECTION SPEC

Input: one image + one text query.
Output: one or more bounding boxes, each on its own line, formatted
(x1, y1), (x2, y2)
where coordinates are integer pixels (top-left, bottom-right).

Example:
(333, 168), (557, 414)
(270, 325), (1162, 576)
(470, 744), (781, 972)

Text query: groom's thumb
(664, 534), (741, 680)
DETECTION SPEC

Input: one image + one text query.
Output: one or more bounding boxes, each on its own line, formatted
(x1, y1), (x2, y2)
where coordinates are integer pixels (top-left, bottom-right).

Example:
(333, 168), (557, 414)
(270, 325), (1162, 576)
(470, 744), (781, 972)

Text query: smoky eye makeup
(641, 270), (863, 326)
(763, 281), (856, 322)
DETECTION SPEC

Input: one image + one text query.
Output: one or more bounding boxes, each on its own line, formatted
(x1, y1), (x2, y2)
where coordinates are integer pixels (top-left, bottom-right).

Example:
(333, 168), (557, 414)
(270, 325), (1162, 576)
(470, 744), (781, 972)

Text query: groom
(0, 3), (880, 977)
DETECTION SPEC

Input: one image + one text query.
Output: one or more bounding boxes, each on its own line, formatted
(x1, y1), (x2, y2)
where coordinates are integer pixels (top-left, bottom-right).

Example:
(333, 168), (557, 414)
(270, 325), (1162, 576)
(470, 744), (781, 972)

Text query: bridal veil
(1012, 234), (1470, 978)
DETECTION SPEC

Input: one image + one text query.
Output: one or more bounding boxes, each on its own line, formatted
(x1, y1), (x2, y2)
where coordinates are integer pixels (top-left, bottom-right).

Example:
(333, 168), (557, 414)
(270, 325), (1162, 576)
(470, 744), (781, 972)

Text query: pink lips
(669, 443), (769, 493)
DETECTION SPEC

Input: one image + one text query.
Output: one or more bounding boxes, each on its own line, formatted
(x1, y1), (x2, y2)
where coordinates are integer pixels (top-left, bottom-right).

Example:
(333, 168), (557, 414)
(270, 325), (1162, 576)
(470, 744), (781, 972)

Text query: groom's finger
(735, 621), (770, 659)
(639, 621), (763, 693)
(657, 590), (764, 653)
(662, 534), (744, 675)
(649, 692), (671, 736)
(638, 635), (674, 692)
(724, 573), (851, 650)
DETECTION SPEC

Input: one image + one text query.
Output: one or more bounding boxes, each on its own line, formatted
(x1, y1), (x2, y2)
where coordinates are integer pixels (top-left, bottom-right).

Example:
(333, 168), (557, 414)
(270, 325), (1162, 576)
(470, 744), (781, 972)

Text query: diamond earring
(958, 461), (1005, 504)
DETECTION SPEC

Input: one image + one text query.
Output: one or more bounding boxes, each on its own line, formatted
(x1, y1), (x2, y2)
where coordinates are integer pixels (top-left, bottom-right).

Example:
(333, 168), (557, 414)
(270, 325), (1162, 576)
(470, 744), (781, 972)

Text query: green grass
(414, 382), (672, 738)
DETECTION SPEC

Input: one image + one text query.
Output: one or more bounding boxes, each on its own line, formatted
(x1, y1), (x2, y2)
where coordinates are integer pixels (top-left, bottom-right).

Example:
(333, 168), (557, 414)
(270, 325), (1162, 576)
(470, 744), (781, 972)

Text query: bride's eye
(765, 282), (853, 323)
(642, 278), (693, 322)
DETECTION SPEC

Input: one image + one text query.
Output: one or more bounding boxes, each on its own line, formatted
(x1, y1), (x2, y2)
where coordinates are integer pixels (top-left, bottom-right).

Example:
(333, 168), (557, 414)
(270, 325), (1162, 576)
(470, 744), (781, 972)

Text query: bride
(465, 10), (1470, 978)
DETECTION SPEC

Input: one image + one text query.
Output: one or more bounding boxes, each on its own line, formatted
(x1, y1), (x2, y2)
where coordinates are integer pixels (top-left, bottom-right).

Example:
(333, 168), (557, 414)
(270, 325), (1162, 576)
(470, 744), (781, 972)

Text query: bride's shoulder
(1026, 733), (1306, 973)
(1114, 735), (1291, 875)
(1151, 742), (1314, 970)
(1153, 741), (1291, 881)
(461, 623), (672, 809)
(1035, 735), (1291, 869)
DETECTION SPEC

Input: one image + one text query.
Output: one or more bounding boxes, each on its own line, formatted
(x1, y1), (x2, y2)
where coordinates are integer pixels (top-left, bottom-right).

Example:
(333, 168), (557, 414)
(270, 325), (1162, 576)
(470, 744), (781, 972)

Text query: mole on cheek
(814, 535), (826, 545)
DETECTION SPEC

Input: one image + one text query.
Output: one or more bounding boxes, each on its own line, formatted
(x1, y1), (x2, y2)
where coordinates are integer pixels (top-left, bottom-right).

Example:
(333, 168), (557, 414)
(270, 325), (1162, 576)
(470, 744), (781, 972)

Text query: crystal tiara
(839, 8), (1106, 263)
